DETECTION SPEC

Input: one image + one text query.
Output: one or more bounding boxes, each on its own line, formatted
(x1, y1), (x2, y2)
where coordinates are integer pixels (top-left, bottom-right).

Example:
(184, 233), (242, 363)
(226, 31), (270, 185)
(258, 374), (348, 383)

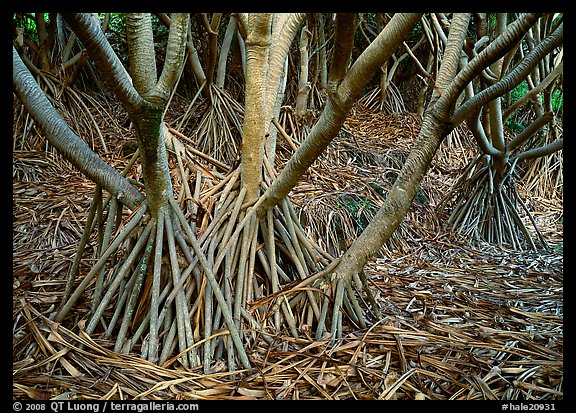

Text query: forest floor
(13, 103), (563, 400)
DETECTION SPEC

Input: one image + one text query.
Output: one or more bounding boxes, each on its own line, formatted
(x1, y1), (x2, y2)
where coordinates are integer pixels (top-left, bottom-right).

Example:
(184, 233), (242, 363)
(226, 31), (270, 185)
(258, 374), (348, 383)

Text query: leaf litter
(13, 103), (562, 400)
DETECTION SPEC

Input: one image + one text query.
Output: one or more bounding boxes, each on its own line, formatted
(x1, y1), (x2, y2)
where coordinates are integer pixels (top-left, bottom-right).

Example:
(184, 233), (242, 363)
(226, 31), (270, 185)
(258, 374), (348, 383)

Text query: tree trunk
(241, 13), (273, 203)
(318, 14), (328, 89)
(258, 13), (423, 216)
(216, 16), (238, 89)
(437, 14), (562, 250)
(325, 13), (471, 339)
(124, 13), (189, 214)
(204, 13), (222, 89)
(295, 25), (311, 116)
(329, 110), (448, 279)
(13, 46), (144, 210)
(125, 13), (157, 95)
(63, 13), (190, 216)
(132, 104), (174, 215)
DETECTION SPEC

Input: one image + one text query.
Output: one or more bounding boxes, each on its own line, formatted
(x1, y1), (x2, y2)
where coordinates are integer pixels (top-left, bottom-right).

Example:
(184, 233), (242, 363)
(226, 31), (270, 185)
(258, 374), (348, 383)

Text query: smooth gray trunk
(13, 47), (144, 210)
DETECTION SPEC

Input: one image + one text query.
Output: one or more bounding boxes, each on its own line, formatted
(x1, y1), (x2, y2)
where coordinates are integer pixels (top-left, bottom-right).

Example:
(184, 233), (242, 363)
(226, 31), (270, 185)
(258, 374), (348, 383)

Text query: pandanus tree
(13, 11), (420, 372)
(12, 13), (116, 152)
(512, 15), (563, 201)
(14, 13), (228, 368)
(437, 13), (563, 250)
(13, 12), (562, 374)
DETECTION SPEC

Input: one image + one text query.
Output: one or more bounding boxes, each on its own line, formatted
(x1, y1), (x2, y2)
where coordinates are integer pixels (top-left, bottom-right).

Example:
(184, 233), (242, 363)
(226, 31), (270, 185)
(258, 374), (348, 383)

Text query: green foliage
(104, 13), (126, 34)
(151, 14), (170, 50)
(551, 88), (563, 111)
(338, 193), (374, 232)
(505, 119), (526, 134)
(510, 80), (529, 104)
(414, 186), (429, 206)
(102, 14), (128, 64)
(13, 13), (48, 44)
(339, 193), (372, 213)
(407, 20), (424, 44)
(509, 80), (563, 112)
(506, 80), (563, 133)
(553, 242), (563, 254)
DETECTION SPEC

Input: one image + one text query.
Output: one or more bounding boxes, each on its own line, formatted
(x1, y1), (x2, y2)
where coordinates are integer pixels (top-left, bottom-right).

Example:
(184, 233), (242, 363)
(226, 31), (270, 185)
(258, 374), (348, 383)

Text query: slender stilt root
(57, 157), (380, 374)
(438, 155), (548, 250)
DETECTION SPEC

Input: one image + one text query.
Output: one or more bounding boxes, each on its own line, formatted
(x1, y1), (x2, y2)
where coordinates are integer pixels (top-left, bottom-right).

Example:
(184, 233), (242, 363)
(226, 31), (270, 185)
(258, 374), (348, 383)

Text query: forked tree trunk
(66, 13), (189, 216)
(15, 12), (561, 373)
(439, 16), (562, 249)
(257, 13), (423, 215)
(123, 13), (189, 214)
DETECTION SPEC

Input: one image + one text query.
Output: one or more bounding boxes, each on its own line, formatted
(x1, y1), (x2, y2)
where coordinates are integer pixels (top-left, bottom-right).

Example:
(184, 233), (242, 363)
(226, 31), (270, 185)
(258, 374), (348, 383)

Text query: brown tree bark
(241, 13), (273, 202)
(62, 13), (190, 216)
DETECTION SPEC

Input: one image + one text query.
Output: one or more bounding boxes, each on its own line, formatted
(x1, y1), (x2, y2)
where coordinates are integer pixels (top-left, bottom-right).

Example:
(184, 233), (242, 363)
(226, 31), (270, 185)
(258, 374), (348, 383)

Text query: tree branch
(507, 111), (554, 152)
(13, 47), (144, 210)
(242, 13), (273, 202)
(327, 13), (476, 298)
(438, 13), (542, 122)
(125, 13), (157, 96)
(502, 60), (562, 122)
(328, 13), (357, 86)
(257, 13), (422, 215)
(451, 21), (562, 125)
(148, 13), (189, 104)
(467, 108), (502, 157)
(513, 137), (563, 162)
(233, 13), (248, 39)
(61, 13), (143, 114)
(266, 13), (306, 115)
(432, 13), (471, 104)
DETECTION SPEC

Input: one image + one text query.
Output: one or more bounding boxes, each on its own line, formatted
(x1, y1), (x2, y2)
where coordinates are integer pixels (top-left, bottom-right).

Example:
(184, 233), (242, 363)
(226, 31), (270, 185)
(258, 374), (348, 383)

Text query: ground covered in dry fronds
(13, 104), (563, 400)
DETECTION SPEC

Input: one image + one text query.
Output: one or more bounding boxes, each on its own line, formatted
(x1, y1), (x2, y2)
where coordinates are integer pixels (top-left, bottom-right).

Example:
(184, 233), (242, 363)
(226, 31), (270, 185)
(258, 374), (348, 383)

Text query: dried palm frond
(434, 123), (476, 174)
(14, 74), (115, 154)
(13, 94), (562, 401)
(521, 124), (563, 200)
(14, 231), (562, 400)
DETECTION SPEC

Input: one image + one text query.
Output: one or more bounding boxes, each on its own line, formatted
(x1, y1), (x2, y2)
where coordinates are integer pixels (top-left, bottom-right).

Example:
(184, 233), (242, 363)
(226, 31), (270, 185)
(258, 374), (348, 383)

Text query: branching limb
(451, 21), (562, 125)
(13, 47), (144, 209)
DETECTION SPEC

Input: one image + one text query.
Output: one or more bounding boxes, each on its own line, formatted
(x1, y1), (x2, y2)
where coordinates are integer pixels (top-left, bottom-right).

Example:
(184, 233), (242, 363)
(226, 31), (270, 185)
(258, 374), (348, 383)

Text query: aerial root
(58, 164), (380, 373)
(175, 83), (244, 165)
(438, 155), (547, 250)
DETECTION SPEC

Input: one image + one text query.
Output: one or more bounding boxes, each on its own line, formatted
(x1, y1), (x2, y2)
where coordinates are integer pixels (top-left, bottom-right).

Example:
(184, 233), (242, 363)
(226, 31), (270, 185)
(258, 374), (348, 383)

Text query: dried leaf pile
(13, 104), (562, 400)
